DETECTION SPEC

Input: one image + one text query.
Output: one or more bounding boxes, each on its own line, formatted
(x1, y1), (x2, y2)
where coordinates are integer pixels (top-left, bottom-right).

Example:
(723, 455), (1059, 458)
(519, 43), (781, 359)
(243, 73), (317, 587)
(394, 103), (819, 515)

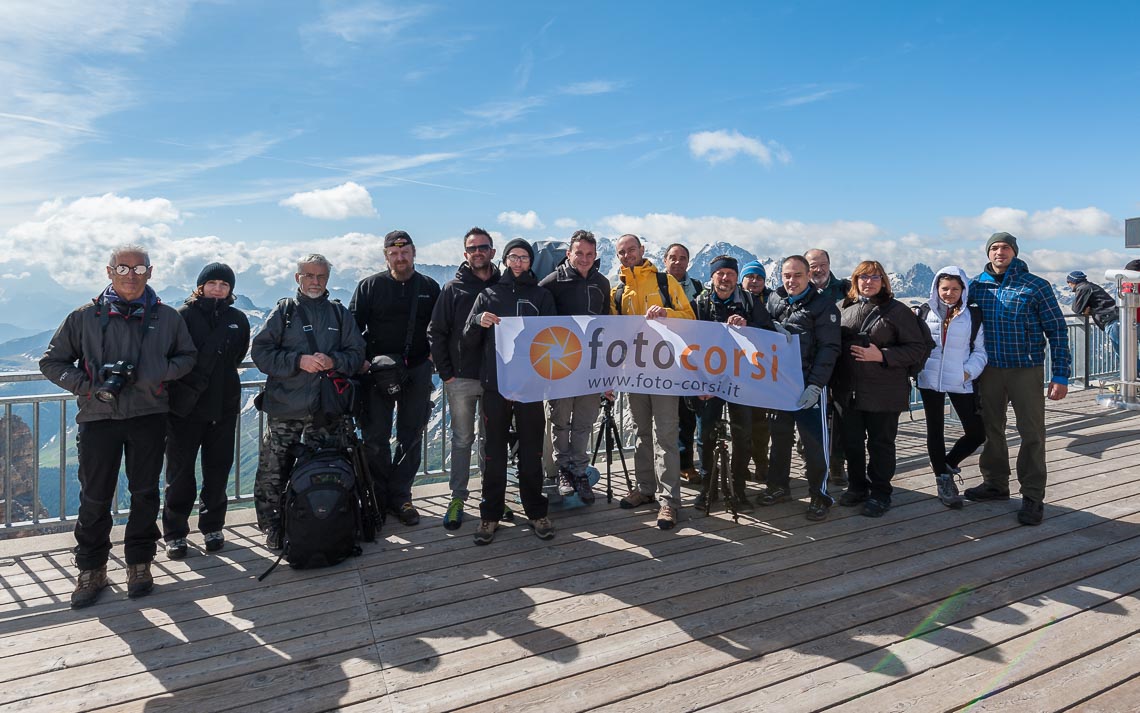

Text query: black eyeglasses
(857, 274), (883, 282)
(111, 264), (150, 276)
(465, 244), (493, 254)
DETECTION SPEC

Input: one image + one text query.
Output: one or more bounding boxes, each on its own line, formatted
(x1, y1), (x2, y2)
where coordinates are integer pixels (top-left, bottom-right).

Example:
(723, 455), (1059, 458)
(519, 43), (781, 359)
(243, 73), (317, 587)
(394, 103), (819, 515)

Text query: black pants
(768, 403), (831, 501)
(696, 398), (752, 496)
(74, 416), (166, 570)
(678, 398), (697, 470)
(480, 389), (548, 522)
(359, 360), (433, 509)
(842, 408), (901, 504)
(162, 413), (237, 541)
(919, 388), (986, 476)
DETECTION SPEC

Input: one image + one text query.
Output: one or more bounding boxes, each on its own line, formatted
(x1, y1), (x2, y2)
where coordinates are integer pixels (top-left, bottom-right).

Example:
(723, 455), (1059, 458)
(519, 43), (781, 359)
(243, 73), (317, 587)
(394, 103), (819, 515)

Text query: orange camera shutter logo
(530, 326), (582, 380)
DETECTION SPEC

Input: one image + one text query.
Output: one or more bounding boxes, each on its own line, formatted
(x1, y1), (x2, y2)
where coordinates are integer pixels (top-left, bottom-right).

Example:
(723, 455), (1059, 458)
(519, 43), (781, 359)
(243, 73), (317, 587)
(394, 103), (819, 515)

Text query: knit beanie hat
(709, 255), (739, 275)
(740, 260), (765, 279)
(196, 262), (236, 289)
(502, 237), (535, 265)
(986, 232), (1019, 256)
(1066, 270), (1088, 284)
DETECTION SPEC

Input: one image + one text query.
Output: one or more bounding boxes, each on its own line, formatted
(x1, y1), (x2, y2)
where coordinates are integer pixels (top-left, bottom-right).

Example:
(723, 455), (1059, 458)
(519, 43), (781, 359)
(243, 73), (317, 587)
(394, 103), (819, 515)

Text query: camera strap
(292, 299), (326, 358)
(399, 273), (420, 366)
(94, 297), (152, 371)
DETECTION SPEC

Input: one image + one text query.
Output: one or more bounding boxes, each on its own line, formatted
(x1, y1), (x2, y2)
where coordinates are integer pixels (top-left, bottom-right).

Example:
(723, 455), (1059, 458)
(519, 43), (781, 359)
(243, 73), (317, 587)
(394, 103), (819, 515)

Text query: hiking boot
(556, 468), (576, 496)
(963, 483), (1011, 502)
(126, 562), (154, 599)
(1018, 497), (1044, 526)
(532, 516), (555, 540)
(473, 520), (498, 545)
(394, 502), (421, 526)
(806, 496), (831, 521)
(165, 538), (188, 560)
(574, 473), (596, 504)
(862, 498), (890, 518)
(680, 467), (702, 485)
(264, 526), (283, 551)
(838, 489), (868, 507)
(619, 490), (656, 509)
(203, 531), (225, 552)
(657, 504), (678, 530)
(693, 491), (717, 511)
(758, 486), (789, 506)
(443, 497), (465, 531)
(70, 567), (109, 609)
(731, 494), (756, 513)
(936, 473), (965, 509)
(500, 506), (515, 522)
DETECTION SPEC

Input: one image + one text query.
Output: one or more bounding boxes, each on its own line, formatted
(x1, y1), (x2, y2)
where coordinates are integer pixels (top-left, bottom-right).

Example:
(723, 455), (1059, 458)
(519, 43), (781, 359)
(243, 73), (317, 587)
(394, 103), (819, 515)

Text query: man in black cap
(350, 230), (441, 526)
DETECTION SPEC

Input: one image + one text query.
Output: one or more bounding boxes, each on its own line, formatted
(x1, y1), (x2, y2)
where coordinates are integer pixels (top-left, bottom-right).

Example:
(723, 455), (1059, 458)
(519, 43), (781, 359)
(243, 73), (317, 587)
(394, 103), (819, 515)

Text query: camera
(94, 361), (136, 403)
(854, 332), (872, 348)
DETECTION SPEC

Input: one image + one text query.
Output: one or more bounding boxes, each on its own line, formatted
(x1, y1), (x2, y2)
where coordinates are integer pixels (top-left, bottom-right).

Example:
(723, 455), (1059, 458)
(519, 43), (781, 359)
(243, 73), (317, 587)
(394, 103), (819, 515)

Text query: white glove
(772, 322), (790, 336)
(796, 384), (822, 409)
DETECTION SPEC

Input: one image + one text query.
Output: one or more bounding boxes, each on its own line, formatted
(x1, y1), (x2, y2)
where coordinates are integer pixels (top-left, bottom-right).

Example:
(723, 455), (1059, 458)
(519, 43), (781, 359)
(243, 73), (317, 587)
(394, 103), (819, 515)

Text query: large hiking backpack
(531, 240), (570, 282)
(613, 272), (675, 314)
(270, 446), (362, 575)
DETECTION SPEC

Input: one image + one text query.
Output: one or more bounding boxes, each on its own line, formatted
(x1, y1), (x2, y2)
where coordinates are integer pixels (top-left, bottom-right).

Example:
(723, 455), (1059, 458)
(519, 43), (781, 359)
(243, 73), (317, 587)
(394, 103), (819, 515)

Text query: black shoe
(806, 496), (831, 521)
(393, 502), (421, 526)
(165, 538), (188, 560)
(732, 494), (756, 513)
(758, 486), (789, 506)
(862, 498), (890, 518)
(693, 492), (717, 510)
(838, 489), (868, 507)
(574, 473), (596, 504)
(963, 483), (1010, 501)
(1018, 497), (1044, 525)
(500, 506), (515, 522)
(264, 527), (283, 551)
(203, 531), (225, 552)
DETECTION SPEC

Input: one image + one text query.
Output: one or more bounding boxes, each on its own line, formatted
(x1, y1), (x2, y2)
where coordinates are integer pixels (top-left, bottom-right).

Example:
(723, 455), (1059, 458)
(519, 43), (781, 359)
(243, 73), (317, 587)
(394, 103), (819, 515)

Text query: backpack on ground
(614, 273), (674, 314)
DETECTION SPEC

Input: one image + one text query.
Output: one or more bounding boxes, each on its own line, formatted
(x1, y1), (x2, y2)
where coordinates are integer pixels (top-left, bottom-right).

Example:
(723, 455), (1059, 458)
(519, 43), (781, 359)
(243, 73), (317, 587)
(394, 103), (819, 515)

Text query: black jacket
(428, 262), (500, 381)
(462, 269), (556, 392)
(538, 260), (611, 316)
(833, 295), (932, 412)
(172, 296), (251, 422)
(693, 286), (775, 330)
(349, 270), (441, 367)
(767, 286), (841, 389)
(1071, 281), (1118, 330)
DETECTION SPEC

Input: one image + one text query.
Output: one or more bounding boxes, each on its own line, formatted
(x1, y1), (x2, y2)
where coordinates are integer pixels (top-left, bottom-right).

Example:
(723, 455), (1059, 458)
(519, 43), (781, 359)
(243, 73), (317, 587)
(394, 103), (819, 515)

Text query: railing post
(1083, 315), (1092, 387)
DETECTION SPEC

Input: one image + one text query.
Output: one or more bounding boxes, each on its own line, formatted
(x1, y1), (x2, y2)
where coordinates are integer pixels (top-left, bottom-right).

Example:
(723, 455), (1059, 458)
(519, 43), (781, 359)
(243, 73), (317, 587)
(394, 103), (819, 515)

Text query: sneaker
(165, 538), (188, 560)
(838, 489), (868, 507)
(574, 473), (596, 504)
(619, 490), (656, 509)
(963, 483), (1010, 501)
(264, 526), (283, 551)
(473, 520), (498, 545)
(203, 531), (225, 552)
(693, 491), (717, 511)
(936, 473), (965, 509)
(657, 504), (678, 530)
(443, 497), (465, 531)
(126, 562), (154, 599)
(394, 502), (421, 526)
(731, 494), (756, 513)
(1018, 497), (1044, 526)
(758, 486), (789, 506)
(556, 468), (576, 496)
(70, 567), (109, 609)
(500, 506), (515, 523)
(532, 516), (555, 540)
(806, 496), (831, 521)
(862, 498), (890, 518)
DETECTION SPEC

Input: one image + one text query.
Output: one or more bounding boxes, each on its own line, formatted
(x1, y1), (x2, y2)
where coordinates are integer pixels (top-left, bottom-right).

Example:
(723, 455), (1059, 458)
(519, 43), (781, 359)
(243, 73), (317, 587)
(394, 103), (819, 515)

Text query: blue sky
(1, 0), (1139, 298)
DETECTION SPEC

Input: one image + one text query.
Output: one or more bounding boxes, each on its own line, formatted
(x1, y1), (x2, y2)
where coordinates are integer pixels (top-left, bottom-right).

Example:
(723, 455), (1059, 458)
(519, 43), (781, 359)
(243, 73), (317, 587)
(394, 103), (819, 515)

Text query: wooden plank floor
(2, 388), (1139, 712)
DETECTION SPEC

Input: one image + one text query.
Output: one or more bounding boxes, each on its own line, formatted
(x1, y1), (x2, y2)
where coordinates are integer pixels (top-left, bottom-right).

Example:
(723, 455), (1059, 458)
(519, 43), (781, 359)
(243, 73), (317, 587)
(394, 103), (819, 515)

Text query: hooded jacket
(767, 285), (841, 389)
(538, 259), (611, 316)
(172, 295), (251, 421)
(833, 292), (932, 412)
(1070, 280), (1118, 330)
(428, 261), (501, 382)
(462, 267), (556, 392)
(40, 285), (197, 423)
(610, 259), (696, 320)
(969, 257), (1072, 383)
(916, 265), (988, 394)
(251, 289), (366, 420)
(693, 285), (775, 331)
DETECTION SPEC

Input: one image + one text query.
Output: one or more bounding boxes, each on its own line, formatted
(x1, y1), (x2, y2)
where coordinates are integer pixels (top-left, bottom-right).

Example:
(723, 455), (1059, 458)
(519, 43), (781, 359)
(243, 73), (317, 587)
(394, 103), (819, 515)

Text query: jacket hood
(456, 260), (501, 285)
(553, 260), (600, 282)
(499, 266), (538, 287)
(618, 258), (659, 284)
(928, 265), (971, 309)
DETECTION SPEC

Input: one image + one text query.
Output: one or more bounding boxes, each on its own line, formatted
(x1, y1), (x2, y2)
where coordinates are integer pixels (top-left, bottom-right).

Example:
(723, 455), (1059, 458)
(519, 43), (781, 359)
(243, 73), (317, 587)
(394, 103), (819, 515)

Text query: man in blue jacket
(967, 232), (1071, 525)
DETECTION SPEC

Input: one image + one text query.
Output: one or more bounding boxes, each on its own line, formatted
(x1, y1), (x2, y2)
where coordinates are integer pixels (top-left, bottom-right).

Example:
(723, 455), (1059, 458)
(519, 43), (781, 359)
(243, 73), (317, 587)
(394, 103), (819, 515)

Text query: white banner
(494, 316), (804, 409)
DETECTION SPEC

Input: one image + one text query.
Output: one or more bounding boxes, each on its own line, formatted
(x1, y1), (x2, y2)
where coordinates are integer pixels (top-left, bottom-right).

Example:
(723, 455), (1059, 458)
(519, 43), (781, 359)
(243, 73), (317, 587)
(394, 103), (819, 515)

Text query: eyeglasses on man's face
(505, 254), (531, 264)
(465, 244), (493, 254)
(857, 274), (883, 282)
(110, 264), (150, 276)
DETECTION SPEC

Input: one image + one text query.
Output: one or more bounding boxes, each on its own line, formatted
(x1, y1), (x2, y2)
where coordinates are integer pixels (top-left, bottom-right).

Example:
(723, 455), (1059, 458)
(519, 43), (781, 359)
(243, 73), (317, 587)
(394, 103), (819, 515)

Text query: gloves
(772, 322), (790, 336)
(796, 384), (822, 409)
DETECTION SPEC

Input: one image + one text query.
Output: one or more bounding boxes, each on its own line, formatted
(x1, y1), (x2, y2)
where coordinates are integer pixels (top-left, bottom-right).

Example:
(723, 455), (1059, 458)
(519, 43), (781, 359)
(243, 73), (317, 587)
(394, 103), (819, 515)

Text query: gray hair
(109, 244), (150, 267)
(297, 253), (332, 272)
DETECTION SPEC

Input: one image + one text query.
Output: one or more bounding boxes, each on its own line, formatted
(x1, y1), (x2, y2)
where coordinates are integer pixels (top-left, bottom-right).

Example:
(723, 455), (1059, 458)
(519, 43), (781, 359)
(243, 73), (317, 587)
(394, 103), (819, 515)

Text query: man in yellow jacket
(610, 233), (696, 530)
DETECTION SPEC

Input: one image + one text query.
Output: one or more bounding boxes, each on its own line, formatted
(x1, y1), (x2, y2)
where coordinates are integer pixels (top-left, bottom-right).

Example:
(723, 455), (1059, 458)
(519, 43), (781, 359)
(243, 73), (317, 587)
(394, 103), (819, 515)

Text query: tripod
(703, 417), (740, 522)
(590, 396), (633, 503)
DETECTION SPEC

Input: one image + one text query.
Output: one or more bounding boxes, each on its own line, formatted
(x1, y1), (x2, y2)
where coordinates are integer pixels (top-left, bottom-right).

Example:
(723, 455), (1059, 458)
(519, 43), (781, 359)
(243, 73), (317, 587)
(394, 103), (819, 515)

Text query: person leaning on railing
(40, 244), (197, 609)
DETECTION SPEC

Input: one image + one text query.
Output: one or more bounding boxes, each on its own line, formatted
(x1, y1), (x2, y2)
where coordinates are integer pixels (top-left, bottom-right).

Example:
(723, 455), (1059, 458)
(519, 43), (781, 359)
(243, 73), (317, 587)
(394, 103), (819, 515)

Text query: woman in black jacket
(162, 263), (251, 558)
(832, 260), (931, 518)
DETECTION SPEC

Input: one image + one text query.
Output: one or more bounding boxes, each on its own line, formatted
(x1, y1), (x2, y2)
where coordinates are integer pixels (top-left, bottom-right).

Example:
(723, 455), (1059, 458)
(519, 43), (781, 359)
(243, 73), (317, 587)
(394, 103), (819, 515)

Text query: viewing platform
(2, 387), (1138, 712)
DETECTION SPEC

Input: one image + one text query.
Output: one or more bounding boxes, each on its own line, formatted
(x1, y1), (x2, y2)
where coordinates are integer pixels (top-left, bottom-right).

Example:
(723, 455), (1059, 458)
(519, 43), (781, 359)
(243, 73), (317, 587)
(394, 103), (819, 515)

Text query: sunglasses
(465, 244), (493, 254)
(110, 264), (150, 276)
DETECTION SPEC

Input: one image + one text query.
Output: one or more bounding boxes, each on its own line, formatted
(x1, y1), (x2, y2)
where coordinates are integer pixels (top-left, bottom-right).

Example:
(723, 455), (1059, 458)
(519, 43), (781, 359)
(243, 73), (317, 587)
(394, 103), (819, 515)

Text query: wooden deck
(2, 388), (1139, 712)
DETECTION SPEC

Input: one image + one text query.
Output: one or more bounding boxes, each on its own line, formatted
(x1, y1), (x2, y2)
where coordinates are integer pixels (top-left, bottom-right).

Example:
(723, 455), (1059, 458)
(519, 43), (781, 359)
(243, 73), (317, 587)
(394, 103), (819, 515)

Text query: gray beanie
(986, 232), (1019, 257)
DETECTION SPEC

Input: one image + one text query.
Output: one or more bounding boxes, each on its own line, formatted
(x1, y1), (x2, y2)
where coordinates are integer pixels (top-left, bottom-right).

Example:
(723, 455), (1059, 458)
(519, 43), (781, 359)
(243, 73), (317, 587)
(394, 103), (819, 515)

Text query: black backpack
(613, 273), (676, 314)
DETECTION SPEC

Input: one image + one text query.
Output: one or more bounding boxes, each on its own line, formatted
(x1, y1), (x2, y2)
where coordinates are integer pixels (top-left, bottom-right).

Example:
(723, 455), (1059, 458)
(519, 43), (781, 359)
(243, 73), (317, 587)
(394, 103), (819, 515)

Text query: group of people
(41, 228), (1076, 609)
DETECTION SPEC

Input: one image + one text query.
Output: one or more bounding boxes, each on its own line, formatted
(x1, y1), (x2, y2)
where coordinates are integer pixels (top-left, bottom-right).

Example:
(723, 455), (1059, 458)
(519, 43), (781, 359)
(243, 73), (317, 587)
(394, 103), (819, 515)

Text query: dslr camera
(94, 360), (136, 403)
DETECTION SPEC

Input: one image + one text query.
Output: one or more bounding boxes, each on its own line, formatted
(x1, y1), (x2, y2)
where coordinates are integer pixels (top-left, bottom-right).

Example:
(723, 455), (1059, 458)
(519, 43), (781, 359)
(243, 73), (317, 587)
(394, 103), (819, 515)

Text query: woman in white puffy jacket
(916, 266), (988, 509)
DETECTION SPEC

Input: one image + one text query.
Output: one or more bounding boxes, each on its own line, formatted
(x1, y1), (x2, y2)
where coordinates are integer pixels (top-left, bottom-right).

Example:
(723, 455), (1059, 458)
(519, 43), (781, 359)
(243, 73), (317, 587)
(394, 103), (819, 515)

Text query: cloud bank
(279, 182), (377, 220)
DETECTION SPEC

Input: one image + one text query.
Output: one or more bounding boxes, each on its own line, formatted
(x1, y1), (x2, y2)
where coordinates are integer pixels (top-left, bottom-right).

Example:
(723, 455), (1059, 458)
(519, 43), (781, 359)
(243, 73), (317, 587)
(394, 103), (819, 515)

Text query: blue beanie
(740, 260), (765, 280)
(1066, 270), (1087, 284)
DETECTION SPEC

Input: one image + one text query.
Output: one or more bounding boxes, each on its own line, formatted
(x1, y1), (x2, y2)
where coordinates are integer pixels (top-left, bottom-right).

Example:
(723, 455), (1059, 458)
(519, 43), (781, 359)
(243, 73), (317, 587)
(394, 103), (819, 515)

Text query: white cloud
(553, 217), (579, 230)
(279, 182), (377, 220)
(770, 83), (858, 108)
(943, 205), (1119, 240)
(498, 210), (544, 231)
(302, 1), (430, 43)
(688, 130), (791, 167)
(559, 80), (623, 96)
